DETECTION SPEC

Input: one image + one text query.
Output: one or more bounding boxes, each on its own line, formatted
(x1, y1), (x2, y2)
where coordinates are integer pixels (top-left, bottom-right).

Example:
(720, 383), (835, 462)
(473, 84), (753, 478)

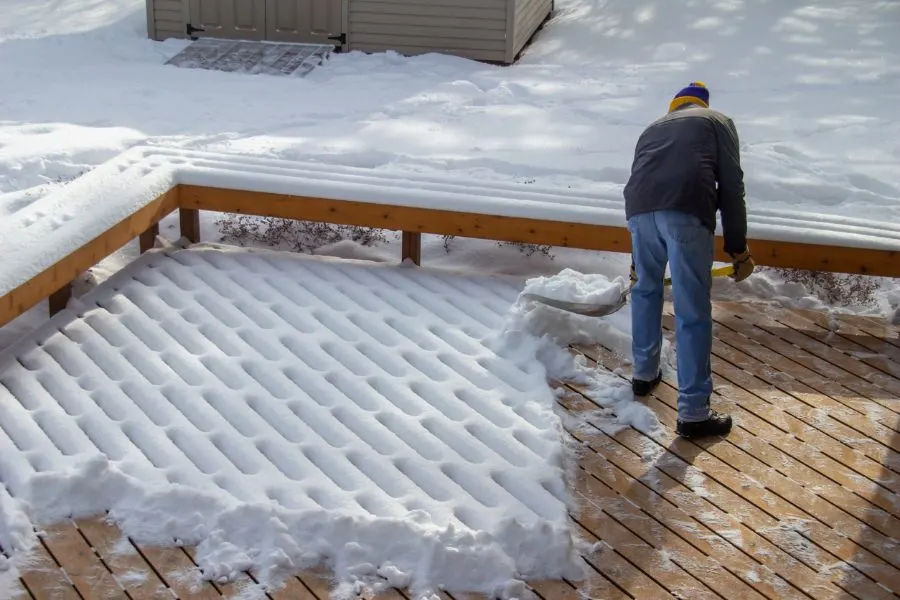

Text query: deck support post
(180, 208), (201, 244)
(401, 231), (421, 266)
(139, 223), (160, 253)
(49, 283), (72, 316)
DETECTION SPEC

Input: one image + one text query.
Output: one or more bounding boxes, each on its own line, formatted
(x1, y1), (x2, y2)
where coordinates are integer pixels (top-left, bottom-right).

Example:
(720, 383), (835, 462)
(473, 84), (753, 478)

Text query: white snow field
(0, 243), (624, 597)
(1, 0), (899, 315)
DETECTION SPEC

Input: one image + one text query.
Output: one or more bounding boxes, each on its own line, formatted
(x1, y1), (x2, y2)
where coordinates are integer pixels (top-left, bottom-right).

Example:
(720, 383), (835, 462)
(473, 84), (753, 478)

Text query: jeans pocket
(663, 212), (708, 245)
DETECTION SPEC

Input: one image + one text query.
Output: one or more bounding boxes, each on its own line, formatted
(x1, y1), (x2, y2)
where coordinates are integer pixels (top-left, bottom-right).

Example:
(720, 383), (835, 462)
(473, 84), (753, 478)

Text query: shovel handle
(661, 264), (735, 287)
(712, 264), (736, 278)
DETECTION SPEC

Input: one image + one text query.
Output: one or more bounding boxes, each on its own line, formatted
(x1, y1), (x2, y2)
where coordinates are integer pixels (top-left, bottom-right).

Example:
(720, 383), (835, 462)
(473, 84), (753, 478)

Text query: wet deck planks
(9, 302), (900, 600)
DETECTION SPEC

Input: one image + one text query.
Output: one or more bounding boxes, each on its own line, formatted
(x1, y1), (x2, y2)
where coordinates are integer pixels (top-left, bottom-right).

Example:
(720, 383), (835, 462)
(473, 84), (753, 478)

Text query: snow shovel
(520, 264), (735, 317)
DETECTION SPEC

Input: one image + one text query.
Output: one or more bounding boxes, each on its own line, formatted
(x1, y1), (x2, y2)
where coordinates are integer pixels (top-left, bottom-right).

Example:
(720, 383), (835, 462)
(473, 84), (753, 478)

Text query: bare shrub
(765, 267), (879, 307)
(441, 234), (455, 253)
(496, 240), (555, 258)
(438, 234), (554, 258)
(216, 214), (388, 253)
(53, 170), (88, 185)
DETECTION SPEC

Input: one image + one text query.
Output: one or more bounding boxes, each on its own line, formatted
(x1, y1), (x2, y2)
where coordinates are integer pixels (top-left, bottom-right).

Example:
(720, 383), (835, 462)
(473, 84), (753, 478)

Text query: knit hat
(669, 81), (709, 113)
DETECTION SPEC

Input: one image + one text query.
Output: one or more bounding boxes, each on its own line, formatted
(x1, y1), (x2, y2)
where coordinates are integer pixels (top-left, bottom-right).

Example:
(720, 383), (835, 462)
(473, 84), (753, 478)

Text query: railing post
(180, 208), (200, 243)
(402, 231), (421, 265)
(139, 223), (160, 253)
(49, 283), (72, 316)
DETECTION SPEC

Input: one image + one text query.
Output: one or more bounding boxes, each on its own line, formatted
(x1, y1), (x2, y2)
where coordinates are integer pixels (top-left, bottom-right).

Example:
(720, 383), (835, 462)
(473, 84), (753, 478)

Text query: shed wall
(511, 0), (550, 59)
(347, 0), (508, 63)
(150, 0), (186, 40)
(148, 0), (544, 63)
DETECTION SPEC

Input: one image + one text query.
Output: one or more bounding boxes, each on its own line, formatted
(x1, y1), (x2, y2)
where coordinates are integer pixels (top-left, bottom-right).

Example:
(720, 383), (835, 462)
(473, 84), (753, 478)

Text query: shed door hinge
(186, 23), (206, 40)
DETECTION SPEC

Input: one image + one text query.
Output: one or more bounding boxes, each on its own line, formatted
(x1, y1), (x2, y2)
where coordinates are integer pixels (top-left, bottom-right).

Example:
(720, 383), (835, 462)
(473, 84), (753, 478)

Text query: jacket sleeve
(715, 117), (748, 255)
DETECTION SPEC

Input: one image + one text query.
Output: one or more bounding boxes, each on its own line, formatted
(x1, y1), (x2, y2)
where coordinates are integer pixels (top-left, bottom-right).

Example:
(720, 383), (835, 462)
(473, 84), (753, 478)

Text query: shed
(147, 0), (552, 64)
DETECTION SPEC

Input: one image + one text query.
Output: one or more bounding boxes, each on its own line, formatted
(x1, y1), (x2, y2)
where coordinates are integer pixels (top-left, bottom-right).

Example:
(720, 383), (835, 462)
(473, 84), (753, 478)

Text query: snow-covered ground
(1, 0), (899, 326)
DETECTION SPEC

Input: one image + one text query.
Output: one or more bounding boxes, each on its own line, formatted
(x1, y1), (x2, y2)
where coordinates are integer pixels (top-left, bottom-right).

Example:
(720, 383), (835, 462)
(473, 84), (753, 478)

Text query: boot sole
(676, 429), (731, 439)
(676, 424), (733, 438)
(633, 373), (662, 397)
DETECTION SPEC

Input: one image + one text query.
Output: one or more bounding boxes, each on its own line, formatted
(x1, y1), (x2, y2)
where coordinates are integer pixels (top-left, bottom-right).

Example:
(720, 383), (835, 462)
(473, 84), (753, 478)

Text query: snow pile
(21, 455), (581, 598)
(499, 268), (663, 435)
(564, 362), (663, 436)
(510, 268), (633, 353)
(0, 246), (588, 598)
(0, 488), (36, 598)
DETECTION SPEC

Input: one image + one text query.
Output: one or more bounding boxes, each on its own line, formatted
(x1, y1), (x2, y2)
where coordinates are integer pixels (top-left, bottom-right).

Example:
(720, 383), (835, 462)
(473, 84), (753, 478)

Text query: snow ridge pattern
(0, 244), (584, 597)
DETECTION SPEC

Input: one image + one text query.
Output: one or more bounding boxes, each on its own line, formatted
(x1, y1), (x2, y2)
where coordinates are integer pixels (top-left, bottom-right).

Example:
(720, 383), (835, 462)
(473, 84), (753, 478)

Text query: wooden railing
(2, 182), (898, 328)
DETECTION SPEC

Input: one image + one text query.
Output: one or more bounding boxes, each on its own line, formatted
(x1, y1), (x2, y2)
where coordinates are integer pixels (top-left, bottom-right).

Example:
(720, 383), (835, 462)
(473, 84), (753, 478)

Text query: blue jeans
(627, 210), (714, 422)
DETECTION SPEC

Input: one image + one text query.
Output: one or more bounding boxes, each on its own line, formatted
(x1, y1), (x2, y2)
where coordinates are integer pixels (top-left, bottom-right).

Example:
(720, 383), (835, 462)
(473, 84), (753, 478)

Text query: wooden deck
(6, 301), (900, 600)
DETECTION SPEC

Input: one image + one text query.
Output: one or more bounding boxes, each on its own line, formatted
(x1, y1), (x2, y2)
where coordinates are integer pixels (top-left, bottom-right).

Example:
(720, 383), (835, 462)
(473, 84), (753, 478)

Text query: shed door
(188, 0), (266, 40)
(265, 0), (342, 44)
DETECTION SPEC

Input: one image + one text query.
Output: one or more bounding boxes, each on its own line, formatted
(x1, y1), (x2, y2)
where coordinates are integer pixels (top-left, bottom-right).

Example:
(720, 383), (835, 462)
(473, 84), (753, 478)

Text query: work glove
(730, 247), (755, 283)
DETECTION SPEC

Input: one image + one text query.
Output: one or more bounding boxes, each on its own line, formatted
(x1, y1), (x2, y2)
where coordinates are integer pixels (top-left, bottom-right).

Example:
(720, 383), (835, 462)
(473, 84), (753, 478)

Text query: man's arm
(715, 116), (748, 255)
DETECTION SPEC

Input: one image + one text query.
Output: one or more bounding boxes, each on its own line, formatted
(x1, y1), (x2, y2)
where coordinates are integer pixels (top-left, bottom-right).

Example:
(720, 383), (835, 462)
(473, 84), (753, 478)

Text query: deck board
(566, 370), (884, 599)
(578, 345), (900, 600)
(181, 546), (261, 598)
(724, 302), (900, 400)
(39, 520), (128, 599)
(18, 537), (80, 600)
(705, 313), (900, 452)
(668, 313), (900, 520)
(296, 573), (334, 600)
(567, 411), (837, 600)
(129, 543), (220, 599)
(563, 408), (814, 600)
(736, 302), (900, 363)
(768, 304), (900, 377)
(709, 305), (900, 422)
(698, 330), (900, 478)
(709, 309), (900, 444)
(569, 522), (676, 600)
(816, 310), (900, 351)
(75, 518), (172, 600)
(11, 302), (900, 599)
(267, 577), (318, 600)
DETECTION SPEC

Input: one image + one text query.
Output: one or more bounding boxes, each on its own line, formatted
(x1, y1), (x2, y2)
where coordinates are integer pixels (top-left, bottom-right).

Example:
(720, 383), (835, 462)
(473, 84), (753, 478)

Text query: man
(622, 82), (754, 439)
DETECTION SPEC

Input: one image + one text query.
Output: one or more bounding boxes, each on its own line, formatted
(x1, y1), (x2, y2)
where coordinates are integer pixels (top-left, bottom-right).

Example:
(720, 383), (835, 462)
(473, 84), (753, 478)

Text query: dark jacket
(623, 104), (747, 255)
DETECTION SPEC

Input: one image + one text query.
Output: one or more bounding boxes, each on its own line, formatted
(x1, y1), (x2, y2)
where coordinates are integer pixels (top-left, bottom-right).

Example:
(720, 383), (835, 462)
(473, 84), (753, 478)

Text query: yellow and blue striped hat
(669, 82), (709, 113)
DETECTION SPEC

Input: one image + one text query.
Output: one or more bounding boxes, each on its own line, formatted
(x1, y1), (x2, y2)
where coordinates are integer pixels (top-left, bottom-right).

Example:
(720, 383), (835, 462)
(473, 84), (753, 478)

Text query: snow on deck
(7, 299), (900, 600)
(0, 244), (582, 596)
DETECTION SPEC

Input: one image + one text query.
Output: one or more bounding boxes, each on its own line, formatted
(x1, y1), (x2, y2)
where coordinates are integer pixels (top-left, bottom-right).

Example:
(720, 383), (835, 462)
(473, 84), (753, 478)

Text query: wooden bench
(2, 145), (899, 327)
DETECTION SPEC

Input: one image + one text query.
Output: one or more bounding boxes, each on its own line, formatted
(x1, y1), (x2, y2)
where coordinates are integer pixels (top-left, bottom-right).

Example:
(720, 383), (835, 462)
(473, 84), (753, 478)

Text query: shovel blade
(519, 291), (628, 317)
(518, 264), (735, 318)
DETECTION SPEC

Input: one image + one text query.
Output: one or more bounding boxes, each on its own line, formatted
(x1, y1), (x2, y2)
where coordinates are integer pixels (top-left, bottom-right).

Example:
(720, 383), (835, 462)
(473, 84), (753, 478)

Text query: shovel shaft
(660, 264), (734, 287)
